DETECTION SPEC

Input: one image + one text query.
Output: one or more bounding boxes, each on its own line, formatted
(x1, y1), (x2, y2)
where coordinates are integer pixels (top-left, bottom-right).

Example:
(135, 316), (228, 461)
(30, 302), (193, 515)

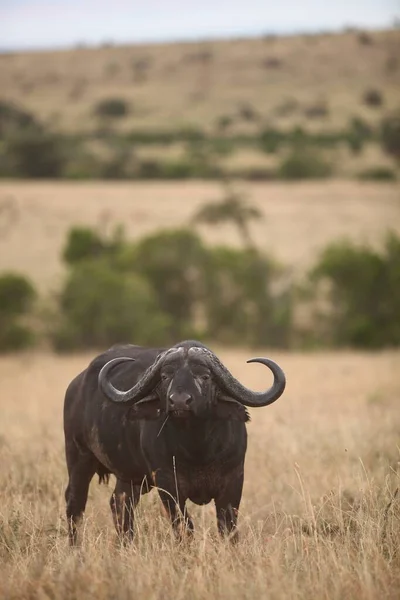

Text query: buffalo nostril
(169, 392), (192, 408)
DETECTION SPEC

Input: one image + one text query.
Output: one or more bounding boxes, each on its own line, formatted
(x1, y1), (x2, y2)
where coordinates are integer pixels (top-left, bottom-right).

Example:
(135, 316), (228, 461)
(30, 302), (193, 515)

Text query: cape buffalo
(63, 341), (286, 545)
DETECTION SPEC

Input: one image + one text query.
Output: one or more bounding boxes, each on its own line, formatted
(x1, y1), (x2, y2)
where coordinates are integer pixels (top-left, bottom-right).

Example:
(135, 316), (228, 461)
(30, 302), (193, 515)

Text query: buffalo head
(98, 342), (286, 421)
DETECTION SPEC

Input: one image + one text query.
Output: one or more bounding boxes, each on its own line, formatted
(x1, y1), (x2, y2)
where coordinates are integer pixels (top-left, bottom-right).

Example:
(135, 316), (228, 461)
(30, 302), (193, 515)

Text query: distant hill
(0, 29), (398, 134)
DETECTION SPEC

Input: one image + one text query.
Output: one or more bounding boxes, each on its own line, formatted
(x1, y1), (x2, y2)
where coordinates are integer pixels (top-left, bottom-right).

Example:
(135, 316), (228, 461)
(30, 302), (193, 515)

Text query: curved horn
(98, 347), (185, 403)
(188, 348), (286, 407)
(98, 353), (163, 403)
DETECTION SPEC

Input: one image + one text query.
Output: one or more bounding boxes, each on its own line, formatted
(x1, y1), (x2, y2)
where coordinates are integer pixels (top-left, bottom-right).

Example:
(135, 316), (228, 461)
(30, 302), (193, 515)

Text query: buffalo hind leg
(215, 472), (244, 544)
(65, 444), (97, 546)
(110, 479), (141, 543)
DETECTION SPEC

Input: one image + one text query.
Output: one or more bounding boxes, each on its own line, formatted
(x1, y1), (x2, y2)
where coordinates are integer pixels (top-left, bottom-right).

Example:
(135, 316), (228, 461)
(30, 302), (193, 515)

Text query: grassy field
(0, 29), (399, 133)
(0, 348), (399, 599)
(1, 180), (399, 292)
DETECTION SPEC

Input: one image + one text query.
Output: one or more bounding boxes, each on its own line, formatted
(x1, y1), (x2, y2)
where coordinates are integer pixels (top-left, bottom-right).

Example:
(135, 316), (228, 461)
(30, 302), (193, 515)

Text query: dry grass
(0, 349), (399, 599)
(1, 180), (399, 292)
(0, 29), (399, 133)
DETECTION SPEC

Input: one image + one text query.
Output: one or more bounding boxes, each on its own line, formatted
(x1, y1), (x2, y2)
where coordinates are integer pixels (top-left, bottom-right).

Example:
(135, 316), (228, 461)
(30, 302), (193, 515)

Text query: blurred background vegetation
(0, 97), (399, 182)
(0, 27), (399, 353)
(0, 29), (399, 183)
(1, 206), (399, 352)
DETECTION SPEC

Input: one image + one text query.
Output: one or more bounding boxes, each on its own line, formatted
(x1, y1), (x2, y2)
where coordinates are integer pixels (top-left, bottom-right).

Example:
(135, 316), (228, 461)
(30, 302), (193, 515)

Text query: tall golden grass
(1, 349), (399, 599)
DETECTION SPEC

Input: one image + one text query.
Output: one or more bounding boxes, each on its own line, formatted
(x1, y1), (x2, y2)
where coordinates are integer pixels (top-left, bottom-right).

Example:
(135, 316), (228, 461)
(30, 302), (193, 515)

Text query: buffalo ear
(216, 397), (250, 422)
(128, 398), (161, 420)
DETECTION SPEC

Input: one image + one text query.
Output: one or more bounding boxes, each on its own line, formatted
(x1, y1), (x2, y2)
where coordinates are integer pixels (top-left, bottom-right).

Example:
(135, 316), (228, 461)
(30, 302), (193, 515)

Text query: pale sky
(0, 0), (398, 51)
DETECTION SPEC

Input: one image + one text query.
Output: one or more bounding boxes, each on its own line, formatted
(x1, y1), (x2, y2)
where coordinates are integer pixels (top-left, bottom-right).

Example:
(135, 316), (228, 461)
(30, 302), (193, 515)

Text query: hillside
(0, 29), (399, 134)
(1, 29), (399, 182)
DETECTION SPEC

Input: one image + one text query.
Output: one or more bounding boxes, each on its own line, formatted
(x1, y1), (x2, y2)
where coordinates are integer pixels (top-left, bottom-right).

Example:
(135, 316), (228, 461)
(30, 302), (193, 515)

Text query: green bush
(52, 260), (170, 351)
(346, 133), (364, 155)
(0, 100), (38, 136)
(99, 147), (132, 179)
(0, 273), (37, 316)
(62, 226), (124, 265)
(50, 224), (400, 351)
(62, 139), (134, 180)
(126, 129), (177, 144)
(62, 149), (103, 179)
(309, 232), (400, 348)
(381, 112), (400, 160)
(178, 126), (206, 143)
(137, 160), (164, 179)
(203, 247), (292, 347)
(277, 148), (332, 179)
(123, 229), (207, 340)
(56, 224), (294, 348)
(287, 126), (308, 145)
(94, 98), (129, 119)
(311, 131), (343, 148)
(161, 159), (199, 179)
(125, 126), (205, 146)
(0, 272), (37, 351)
(259, 128), (283, 153)
(0, 323), (35, 351)
(234, 167), (276, 181)
(0, 101), (69, 179)
(209, 138), (235, 157)
(216, 115), (234, 132)
(185, 138), (223, 177)
(1, 129), (65, 178)
(137, 158), (219, 180)
(363, 88), (384, 108)
(345, 117), (373, 155)
(358, 166), (397, 181)
(139, 157), (221, 180)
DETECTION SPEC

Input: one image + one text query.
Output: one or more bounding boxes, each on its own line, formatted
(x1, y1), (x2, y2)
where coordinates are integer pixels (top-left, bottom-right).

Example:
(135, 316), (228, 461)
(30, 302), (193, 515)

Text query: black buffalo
(63, 340), (286, 544)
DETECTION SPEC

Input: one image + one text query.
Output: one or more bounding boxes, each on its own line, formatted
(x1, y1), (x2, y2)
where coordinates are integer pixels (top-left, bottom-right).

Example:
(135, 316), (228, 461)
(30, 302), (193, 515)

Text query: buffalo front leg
(65, 443), (97, 546)
(110, 479), (141, 543)
(154, 474), (193, 541)
(215, 471), (244, 544)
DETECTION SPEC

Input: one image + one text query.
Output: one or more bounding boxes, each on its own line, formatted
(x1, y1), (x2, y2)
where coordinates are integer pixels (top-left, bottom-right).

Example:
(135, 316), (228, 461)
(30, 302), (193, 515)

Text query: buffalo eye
(201, 373), (210, 381)
(161, 373), (170, 382)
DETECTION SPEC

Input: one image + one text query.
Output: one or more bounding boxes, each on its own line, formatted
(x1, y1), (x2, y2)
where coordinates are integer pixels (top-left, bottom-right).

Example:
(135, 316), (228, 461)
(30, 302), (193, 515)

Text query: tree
(193, 180), (263, 249)
(52, 260), (170, 351)
(0, 272), (37, 351)
(62, 225), (124, 266)
(309, 232), (400, 348)
(202, 246), (292, 347)
(121, 229), (207, 340)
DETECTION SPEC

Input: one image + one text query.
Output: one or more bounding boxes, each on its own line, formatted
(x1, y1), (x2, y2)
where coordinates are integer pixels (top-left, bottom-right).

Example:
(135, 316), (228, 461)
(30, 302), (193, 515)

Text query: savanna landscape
(1, 348), (399, 599)
(1, 24), (400, 600)
(1, 176), (399, 599)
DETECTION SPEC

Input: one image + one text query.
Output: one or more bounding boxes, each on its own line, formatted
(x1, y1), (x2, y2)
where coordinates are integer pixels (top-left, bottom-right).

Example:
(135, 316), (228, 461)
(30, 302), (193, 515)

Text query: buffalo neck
(162, 416), (244, 465)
